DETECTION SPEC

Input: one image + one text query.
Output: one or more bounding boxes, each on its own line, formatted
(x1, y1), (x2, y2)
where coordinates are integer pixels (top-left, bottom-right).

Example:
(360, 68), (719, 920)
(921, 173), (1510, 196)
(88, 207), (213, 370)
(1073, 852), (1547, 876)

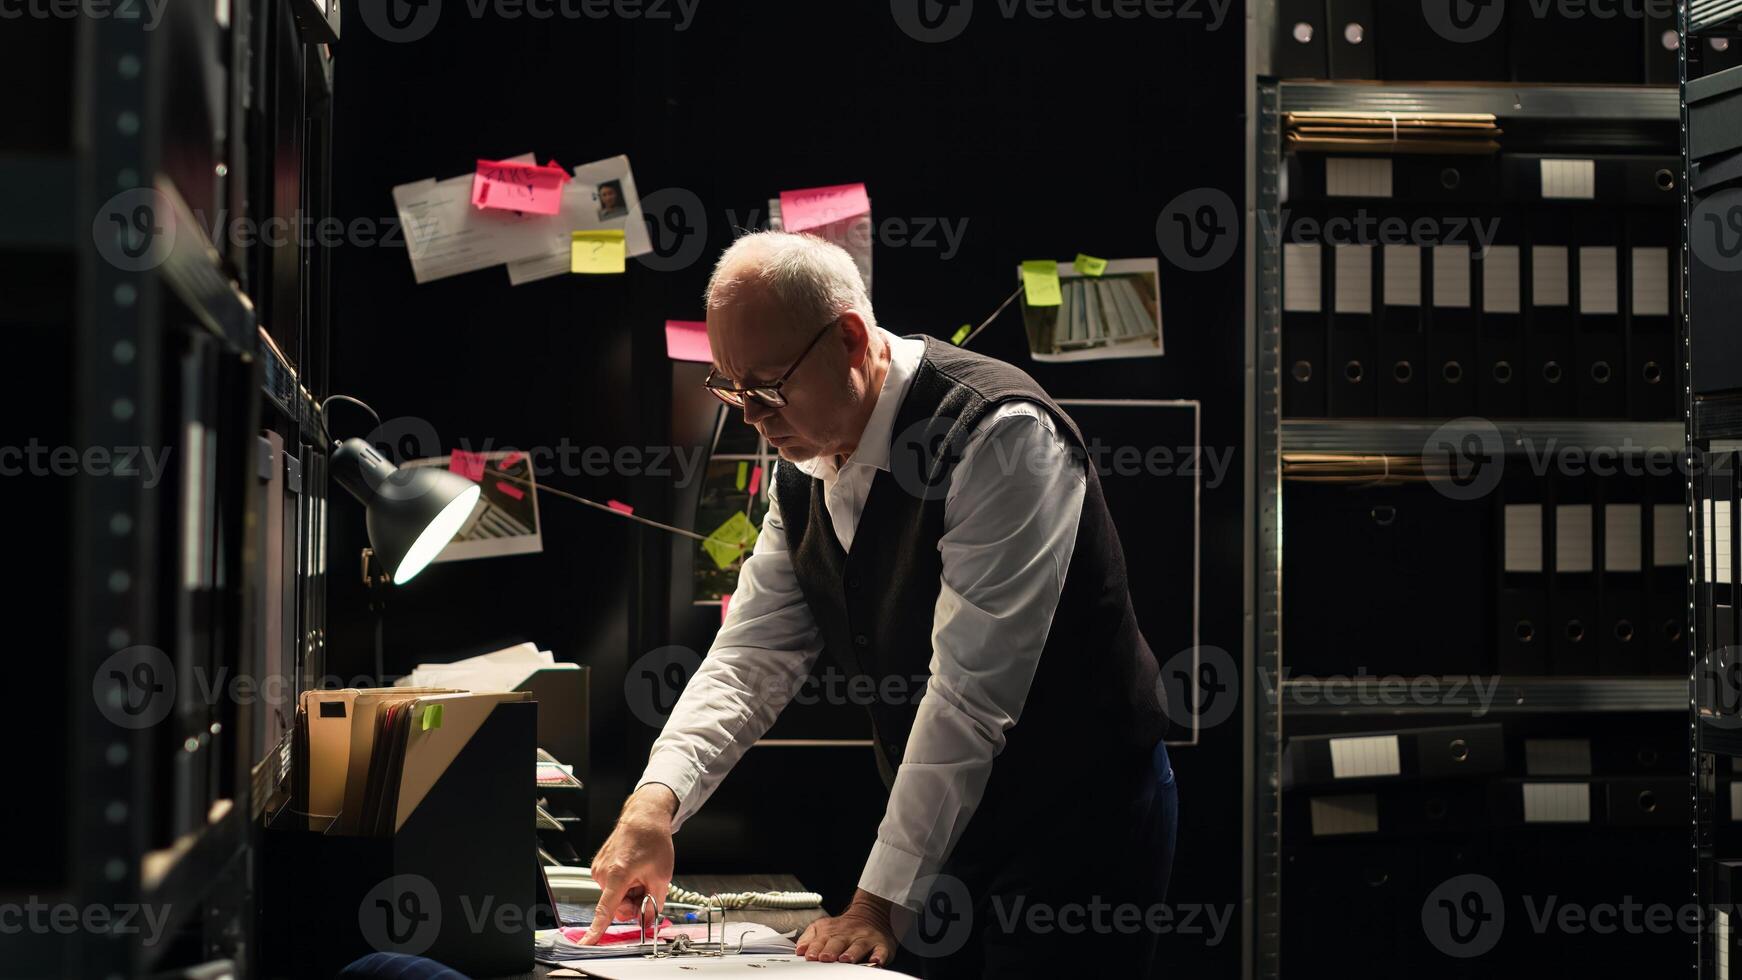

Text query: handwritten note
(665, 320), (712, 363)
(449, 449), (487, 482)
(571, 229), (626, 274)
(471, 159), (570, 215)
(779, 183), (870, 233)
(1075, 253), (1108, 277)
(702, 511), (758, 569)
(1021, 260), (1063, 307)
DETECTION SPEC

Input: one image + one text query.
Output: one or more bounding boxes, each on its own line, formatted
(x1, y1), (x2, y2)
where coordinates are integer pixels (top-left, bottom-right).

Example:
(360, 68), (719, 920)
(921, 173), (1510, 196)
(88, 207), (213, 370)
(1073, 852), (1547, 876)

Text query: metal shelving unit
(1245, 5), (1693, 976)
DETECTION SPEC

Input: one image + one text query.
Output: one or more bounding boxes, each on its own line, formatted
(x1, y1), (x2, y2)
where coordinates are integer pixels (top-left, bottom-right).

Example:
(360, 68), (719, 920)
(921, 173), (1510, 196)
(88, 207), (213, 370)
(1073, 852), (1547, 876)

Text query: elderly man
(583, 232), (1177, 977)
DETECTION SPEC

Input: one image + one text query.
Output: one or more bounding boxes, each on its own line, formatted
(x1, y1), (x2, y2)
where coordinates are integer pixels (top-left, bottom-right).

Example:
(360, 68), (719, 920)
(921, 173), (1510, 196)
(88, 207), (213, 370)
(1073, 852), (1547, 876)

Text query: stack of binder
(1281, 151), (1682, 420)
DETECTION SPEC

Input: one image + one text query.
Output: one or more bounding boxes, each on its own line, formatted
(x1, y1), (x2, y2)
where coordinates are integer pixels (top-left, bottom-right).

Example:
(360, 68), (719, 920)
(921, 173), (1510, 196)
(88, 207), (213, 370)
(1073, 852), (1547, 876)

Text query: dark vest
(774, 337), (1167, 810)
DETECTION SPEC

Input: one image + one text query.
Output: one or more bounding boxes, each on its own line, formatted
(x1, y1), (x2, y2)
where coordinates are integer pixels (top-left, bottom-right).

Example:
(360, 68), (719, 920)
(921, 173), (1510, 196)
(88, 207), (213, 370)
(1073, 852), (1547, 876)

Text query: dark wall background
(328, 2), (1245, 974)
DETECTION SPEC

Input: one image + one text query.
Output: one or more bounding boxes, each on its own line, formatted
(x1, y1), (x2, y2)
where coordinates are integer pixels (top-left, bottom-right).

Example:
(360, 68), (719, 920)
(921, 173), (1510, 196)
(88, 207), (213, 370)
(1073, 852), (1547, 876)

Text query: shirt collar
(794, 329), (925, 481)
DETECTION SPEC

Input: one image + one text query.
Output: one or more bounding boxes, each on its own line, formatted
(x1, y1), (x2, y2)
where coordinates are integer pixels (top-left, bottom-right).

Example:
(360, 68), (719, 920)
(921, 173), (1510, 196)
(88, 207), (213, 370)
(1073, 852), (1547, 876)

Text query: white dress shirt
(636, 330), (1087, 909)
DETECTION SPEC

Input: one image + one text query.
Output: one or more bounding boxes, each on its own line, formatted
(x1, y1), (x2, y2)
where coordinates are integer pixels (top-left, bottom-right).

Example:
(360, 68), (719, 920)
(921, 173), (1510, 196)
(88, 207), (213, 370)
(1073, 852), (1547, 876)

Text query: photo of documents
(769, 184), (872, 293)
(1018, 257), (1164, 362)
(392, 153), (559, 285)
(402, 449), (543, 563)
(507, 154), (655, 285)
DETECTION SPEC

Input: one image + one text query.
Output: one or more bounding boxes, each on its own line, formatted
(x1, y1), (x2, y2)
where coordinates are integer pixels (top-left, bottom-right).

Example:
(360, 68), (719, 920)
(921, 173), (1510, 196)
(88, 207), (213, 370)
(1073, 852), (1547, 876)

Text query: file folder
(1374, 0), (1509, 81)
(1427, 242), (1476, 417)
(1650, 476), (1690, 674)
(1498, 468), (1550, 675)
(1598, 472), (1648, 675)
(1378, 242), (1425, 416)
(1273, 0), (1329, 79)
(1550, 475), (1598, 674)
(1283, 240), (1328, 417)
(266, 698), (536, 977)
(1625, 214), (1679, 420)
(1476, 231), (1526, 417)
(1328, 241), (1378, 416)
(1283, 724), (1505, 790)
(1325, 0), (1377, 79)
(1575, 233), (1626, 419)
(1526, 227), (1575, 417)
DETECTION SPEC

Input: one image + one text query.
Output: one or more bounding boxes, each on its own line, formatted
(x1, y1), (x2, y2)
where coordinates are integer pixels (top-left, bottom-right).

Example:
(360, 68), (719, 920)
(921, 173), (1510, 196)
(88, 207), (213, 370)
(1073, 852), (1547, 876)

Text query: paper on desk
(397, 642), (576, 692)
(537, 922), (801, 965)
(506, 154), (654, 285)
(557, 955), (920, 978)
(392, 153), (557, 284)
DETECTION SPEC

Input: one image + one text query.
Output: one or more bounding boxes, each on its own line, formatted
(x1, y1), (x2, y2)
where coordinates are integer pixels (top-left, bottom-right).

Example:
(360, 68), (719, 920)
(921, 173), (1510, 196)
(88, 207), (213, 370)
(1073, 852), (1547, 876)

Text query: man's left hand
(795, 889), (897, 966)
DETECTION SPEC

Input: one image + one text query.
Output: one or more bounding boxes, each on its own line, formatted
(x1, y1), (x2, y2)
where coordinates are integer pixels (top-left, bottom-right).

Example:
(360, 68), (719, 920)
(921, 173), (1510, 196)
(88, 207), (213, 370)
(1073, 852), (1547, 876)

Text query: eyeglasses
(703, 317), (838, 409)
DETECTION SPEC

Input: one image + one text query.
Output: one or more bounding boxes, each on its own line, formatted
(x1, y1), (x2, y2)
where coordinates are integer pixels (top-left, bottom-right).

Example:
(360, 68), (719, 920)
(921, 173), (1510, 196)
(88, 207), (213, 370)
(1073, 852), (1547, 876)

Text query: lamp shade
(331, 438), (482, 585)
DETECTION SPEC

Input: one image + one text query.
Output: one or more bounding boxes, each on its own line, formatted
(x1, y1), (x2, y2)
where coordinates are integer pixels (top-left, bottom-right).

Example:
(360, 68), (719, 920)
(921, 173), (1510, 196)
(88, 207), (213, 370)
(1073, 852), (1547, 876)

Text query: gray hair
(705, 231), (874, 333)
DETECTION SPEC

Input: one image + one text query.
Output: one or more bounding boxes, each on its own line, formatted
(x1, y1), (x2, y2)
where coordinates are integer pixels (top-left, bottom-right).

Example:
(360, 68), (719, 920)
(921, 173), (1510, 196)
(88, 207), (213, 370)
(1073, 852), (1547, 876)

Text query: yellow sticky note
(421, 703), (443, 731)
(951, 323), (971, 345)
(735, 461), (748, 491)
(1021, 260), (1062, 306)
(702, 511), (759, 569)
(570, 230), (626, 274)
(1075, 253), (1108, 277)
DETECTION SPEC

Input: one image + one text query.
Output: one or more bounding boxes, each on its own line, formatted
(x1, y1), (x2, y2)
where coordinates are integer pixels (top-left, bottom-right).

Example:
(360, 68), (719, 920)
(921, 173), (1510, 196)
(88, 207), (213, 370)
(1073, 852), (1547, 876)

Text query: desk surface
(507, 873), (829, 979)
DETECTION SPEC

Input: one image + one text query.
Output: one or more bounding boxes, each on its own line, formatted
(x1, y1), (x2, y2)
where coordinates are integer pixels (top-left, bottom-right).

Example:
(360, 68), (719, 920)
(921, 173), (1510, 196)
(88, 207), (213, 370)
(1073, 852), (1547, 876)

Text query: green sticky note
(570, 229), (626, 274)
(1075, 253), (1108, 277)
(736, 461), (748, 491)
(421, 703), (444, 731)
(702, 511), (759, 569)
(951, 323), (971, 345)
(1020, 260), (1062, 307)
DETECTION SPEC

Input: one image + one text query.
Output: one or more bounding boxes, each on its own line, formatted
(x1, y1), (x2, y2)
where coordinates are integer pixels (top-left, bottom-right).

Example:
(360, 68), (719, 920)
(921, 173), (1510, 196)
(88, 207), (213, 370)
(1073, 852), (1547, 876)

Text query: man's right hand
(578, 784), (679, 945)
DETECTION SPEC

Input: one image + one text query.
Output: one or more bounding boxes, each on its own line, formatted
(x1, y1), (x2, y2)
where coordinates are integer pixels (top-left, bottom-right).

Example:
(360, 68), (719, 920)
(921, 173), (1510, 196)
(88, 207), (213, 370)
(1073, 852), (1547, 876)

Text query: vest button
(854, 633), (870, 647)
(847, 576), (862, 589)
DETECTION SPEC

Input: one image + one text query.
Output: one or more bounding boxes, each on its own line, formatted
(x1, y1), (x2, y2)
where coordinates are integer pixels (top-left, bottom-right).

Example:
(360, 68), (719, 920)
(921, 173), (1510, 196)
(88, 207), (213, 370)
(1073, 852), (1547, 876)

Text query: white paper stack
(395, 641), (576, 692)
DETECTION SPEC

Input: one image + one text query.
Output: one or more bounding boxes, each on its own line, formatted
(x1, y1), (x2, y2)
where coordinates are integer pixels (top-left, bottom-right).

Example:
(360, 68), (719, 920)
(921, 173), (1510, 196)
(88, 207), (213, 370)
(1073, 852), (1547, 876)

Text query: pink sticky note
(665, 320), (712, 363)
(499, 450), (525, 470)
(607, 499), (634, 515)
(721, 593), (731, 623)
(747, 465), (762, 498)
(779, 183), (869, 233)
(471, 159), (570, 215)
(449, 450), (487, 482)
(494, 480), (526, 501)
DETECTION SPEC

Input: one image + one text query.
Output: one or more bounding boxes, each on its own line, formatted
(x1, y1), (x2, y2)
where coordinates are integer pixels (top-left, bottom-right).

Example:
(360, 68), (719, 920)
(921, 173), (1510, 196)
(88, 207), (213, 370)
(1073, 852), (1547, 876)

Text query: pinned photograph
(1017, 257), (1164, 362)
(402, 449), (544, 563)
(596, 179), (628, 220)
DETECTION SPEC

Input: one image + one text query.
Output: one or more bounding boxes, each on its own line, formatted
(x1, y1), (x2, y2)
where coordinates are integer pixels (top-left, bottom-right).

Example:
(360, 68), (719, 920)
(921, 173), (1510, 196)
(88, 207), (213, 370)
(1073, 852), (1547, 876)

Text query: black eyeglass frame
(702, 316), (840, 409)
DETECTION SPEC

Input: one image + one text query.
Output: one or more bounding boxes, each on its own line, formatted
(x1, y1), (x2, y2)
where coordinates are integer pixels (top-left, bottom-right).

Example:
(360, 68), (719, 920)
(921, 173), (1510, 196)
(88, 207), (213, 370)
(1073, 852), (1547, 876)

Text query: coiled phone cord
(664, 883), (822, 910)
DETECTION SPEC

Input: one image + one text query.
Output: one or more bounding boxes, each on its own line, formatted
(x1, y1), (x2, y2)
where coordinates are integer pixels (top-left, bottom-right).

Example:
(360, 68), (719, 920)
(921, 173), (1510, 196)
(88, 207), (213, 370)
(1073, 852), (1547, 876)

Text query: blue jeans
(914, 739), (1179, 979)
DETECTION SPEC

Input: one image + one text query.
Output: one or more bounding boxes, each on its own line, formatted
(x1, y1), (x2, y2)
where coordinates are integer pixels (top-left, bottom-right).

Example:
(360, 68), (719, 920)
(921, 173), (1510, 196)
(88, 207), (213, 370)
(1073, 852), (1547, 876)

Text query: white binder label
(1540, 158), (1596, 200)
(1330, 735), (1402, 779)
(1284, 243), (1322, 312)
(1522, 782), (1591, 823)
